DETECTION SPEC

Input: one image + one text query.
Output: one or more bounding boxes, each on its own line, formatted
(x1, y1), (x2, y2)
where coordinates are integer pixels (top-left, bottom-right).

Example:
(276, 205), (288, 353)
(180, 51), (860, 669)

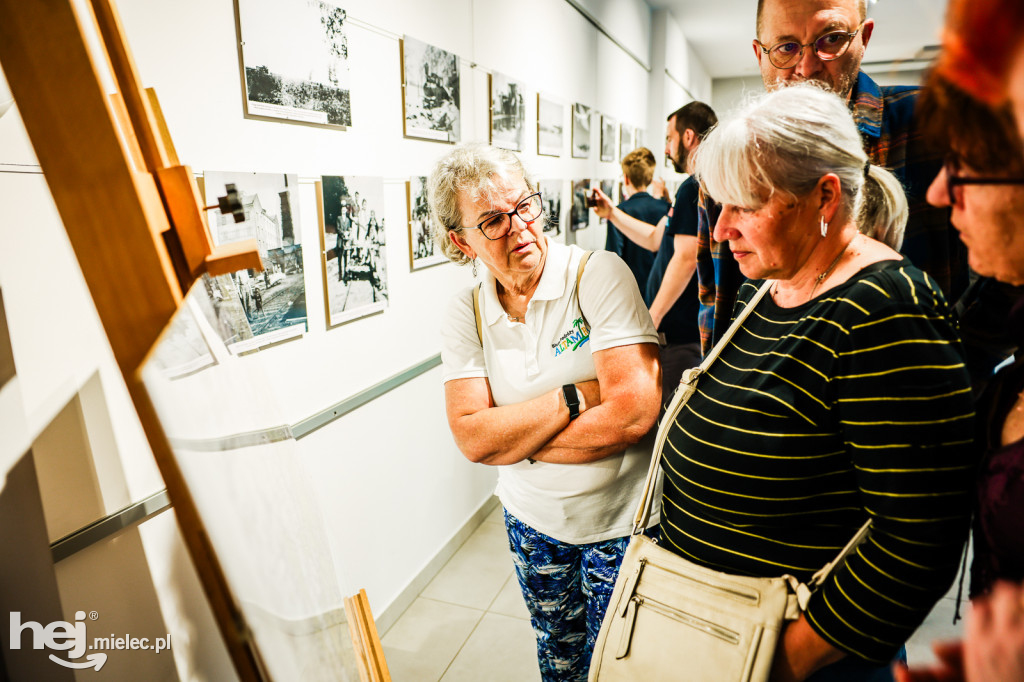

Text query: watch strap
(562, 384), (580, 421)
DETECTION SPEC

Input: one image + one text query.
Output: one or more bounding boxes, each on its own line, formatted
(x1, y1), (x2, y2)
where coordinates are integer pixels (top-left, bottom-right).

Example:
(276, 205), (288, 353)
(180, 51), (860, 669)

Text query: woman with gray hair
(651, 84), (976, 682)
(430, 143), (661, 681)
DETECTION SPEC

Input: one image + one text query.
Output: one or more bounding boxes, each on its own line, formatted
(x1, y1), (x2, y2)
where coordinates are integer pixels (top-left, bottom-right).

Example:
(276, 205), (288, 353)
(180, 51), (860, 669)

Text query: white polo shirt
(441, 243), (661, 544)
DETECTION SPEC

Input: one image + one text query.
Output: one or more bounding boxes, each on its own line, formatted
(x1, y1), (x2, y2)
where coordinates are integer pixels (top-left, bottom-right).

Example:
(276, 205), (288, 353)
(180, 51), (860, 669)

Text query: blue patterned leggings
(503, 509), (655, 682)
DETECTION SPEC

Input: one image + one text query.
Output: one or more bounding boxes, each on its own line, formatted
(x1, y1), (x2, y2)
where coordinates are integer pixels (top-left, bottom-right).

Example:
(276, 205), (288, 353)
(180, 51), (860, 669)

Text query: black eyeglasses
(944, 157), (1024, 205)
(470, 192), (543, 240)
(755, 23), (864, 69)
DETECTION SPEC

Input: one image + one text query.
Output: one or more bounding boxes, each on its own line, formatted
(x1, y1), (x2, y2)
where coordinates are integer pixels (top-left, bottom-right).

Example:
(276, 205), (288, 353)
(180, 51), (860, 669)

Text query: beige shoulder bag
(588, 280), (871, 682)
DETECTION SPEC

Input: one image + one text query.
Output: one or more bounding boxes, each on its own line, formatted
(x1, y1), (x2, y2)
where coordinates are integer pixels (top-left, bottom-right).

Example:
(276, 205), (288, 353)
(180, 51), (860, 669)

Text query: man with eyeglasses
(693, 0), (1018, 395)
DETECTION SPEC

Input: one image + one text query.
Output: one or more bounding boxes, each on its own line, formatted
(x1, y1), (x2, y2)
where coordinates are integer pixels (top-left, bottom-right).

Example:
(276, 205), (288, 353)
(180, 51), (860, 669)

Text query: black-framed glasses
(471, 192), (543, 240)
(944, 157), (1024, 205)
(755, 23), (864, 69)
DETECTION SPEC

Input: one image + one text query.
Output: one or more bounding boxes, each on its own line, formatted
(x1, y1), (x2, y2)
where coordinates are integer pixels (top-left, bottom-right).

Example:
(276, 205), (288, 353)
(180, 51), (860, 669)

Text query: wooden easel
(0, 1), (389, 679)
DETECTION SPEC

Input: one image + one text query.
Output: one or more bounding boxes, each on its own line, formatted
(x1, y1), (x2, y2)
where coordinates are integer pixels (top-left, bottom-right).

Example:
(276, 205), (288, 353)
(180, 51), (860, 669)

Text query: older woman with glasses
(652, 83), (975, 682)
(428, 143), (661, 682)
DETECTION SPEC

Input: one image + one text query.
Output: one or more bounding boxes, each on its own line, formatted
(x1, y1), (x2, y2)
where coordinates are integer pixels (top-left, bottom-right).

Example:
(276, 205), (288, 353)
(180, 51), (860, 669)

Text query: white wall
(0, 0), (712, 678)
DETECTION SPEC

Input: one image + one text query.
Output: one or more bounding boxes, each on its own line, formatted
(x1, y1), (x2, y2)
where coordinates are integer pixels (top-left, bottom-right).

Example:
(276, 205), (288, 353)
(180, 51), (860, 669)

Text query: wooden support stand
(0, 0), (390, 679)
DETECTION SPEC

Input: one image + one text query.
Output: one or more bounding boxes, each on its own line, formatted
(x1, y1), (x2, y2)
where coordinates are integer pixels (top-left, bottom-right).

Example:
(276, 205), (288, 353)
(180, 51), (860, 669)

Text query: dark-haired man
(591, 101), (717, 403)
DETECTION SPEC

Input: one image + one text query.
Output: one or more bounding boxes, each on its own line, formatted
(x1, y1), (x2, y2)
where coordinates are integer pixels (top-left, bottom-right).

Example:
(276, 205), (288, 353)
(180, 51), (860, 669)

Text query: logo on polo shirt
(552, 317), (590, 357)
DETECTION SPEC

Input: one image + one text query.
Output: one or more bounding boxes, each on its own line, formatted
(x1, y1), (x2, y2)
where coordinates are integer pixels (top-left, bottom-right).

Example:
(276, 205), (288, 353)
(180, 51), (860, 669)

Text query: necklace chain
(811, 239), (853, 296)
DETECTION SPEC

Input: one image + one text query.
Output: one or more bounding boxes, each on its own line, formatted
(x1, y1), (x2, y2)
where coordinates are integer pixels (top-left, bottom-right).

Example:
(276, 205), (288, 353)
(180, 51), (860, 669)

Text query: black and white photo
(619, 123), (634, 159)
(537, 95), (563, 157)
(599, 179), (615, 226)
(571, 103), (591, 159)
(407, 176), (446, 270)
(538, 179), (563, 240)
(490, 72), (525, 151)
(636, 128), (646, 150)
(149, 302), (216, 380)
(402, 36), (460, 143)
(239, 0), (351, 127)
(571, 179), (591, 231)
(204, 171), (307, 353)
(601, 115), (616, 162)
(319, 175), (389, 326)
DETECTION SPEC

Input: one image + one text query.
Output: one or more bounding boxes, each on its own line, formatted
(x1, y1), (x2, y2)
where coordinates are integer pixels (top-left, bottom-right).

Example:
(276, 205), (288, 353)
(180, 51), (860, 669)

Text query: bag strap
(631, 280), (773, 534)
(473, 250), (593, 345)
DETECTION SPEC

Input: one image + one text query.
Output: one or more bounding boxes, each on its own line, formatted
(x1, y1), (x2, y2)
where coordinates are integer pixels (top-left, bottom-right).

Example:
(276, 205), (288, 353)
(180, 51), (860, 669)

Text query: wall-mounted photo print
(571, 103), (591, 159)
(619, 123), (634, 159)
(571, 179), (591, 231)
(203, 171), (306, 354)
(538, 179), (563, 240)
(319, 176), (389, 326)
(407, 176), (446, 270)
(599, 179), (616, 226)
(537, 95), (564, 157)
(490, 72), (525, 151)
(601, 115), (616, 162)
(238, 0), (351, 127)
(401, 36), (460, 143)
(636, 128), (646, 150)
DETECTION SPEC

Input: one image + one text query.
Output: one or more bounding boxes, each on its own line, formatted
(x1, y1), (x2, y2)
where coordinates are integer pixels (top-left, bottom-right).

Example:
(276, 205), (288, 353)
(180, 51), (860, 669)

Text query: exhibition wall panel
(0, 0), (713, 676)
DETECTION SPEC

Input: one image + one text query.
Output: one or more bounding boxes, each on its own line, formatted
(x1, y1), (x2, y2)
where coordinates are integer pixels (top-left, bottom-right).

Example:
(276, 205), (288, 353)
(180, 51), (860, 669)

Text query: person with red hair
(895, 2), (1024, 680)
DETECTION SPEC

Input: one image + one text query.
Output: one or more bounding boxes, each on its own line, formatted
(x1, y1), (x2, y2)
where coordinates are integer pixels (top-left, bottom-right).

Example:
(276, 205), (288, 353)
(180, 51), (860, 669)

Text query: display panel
(203, 171), (307, 353)
(401, 36), (461, 143)
(238, 0), (352, 127)
(318, 176), (389, 326)
(489, 72), (525, 152)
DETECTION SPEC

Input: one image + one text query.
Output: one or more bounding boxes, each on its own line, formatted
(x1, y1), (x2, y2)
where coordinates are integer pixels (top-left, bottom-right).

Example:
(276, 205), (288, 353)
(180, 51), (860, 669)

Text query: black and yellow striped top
(660, 259), (975, 664)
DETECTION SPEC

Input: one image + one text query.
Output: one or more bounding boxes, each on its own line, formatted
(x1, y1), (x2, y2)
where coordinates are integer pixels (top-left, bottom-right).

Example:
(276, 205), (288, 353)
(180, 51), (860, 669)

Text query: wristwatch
(562, 384), (581, 421)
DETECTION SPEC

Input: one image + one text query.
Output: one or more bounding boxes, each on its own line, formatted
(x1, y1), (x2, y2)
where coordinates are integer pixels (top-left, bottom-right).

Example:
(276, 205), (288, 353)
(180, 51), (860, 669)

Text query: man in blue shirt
(592, 101), (718, 404)
(604, 147), (668, 292)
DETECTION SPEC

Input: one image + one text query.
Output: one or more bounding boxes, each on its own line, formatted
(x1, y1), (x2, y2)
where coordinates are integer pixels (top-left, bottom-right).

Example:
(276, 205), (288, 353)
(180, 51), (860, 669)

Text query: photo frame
(538, 179), (563, 240)
(537, 95), (564, 157)
(401, 36), (461, 143)
(489, 72), (525, 151)
(571, 179), (591, 231)
(619, 123), (634, 158)
(571, 103), (591, 159)
(407, 176), (446, 271)
(599, 179), (615, 226)
(203, 171), (306, 354)
(237, 0), (351, 127)
(600, 115), (616, 162)
(318, 175), (389, 327)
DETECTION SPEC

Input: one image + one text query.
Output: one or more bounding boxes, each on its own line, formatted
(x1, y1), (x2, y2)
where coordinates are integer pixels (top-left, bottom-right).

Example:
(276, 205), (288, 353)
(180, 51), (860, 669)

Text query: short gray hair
(426, 143), (537, 266)
(693, 82), (906, 249)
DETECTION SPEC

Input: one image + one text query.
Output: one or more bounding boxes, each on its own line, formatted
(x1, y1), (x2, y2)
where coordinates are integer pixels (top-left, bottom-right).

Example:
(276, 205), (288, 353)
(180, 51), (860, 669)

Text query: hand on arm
(591, 187), (664, 252)
(445, 377), (600, 465)
(531, 341), (660, 464)
(649, 234), (697, 330)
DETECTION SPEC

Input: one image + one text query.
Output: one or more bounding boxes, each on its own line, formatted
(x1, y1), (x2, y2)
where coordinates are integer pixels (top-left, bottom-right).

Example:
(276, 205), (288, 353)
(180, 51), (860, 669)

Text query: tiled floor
(381, 503), (969, 680)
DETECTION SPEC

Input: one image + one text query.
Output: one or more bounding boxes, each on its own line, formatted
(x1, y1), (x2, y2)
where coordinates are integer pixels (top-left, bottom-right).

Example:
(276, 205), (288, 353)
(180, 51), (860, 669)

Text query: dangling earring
(820, 216), (828, 238)
(472, 259), (478, 278)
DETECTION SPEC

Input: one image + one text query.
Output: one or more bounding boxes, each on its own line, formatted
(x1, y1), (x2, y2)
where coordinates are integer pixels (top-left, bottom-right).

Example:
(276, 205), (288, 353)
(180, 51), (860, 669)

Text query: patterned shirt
(661, 260), (975, 664)
(695, 71), (965, 356)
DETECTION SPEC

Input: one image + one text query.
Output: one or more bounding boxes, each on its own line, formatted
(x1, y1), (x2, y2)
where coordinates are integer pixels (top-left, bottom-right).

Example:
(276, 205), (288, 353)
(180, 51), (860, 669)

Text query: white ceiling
(649, 0), (949, 80)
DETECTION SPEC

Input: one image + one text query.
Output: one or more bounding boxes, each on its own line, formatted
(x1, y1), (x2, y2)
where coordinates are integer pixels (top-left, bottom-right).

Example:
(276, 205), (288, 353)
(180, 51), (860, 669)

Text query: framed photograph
(600, 115), (616, 162)
(203, 171), (306, 354)
(571, 179), (591, 231)
(318, 176), (389, 326)
(571, 103), (591, 159)
(599, 179), (615, 226)
(407, 176), (446, 271)
(636, 128), (646, 150)
(537, 95), (564, 157)
(619, 123), (634, 158)
(238, 0), (351, 127)
(401, 36), (460, 143)
(538, 179), (563, 239)
(489, 72), (525, 151)
(146, 302), (217, 380)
